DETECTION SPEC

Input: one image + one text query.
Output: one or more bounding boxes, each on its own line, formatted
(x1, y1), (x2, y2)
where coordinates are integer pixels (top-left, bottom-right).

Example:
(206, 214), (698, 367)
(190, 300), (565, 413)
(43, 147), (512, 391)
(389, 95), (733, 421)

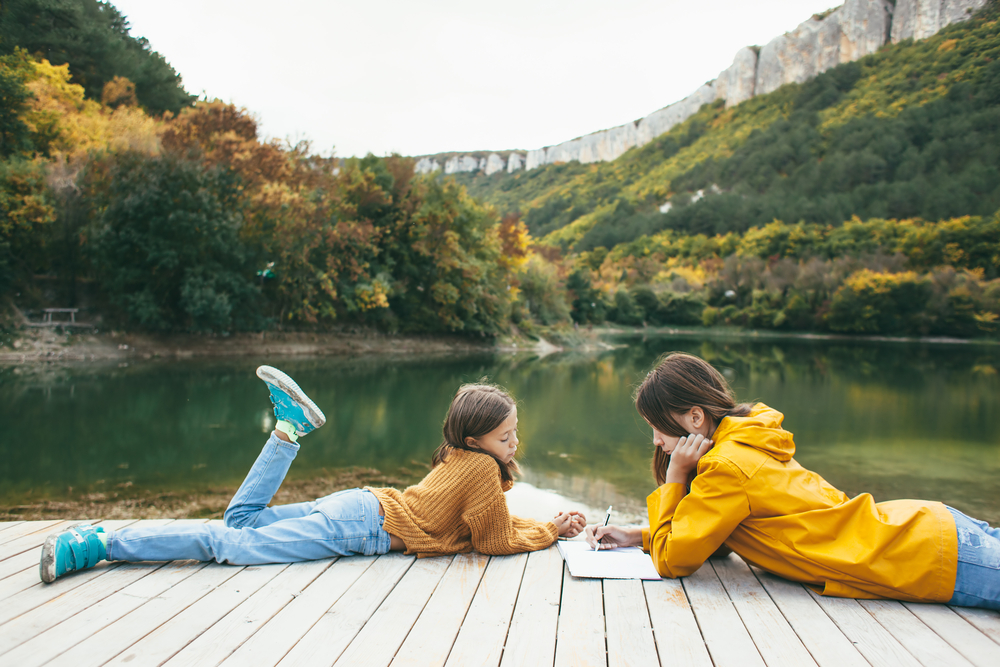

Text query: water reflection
(2, 335), (998, 522)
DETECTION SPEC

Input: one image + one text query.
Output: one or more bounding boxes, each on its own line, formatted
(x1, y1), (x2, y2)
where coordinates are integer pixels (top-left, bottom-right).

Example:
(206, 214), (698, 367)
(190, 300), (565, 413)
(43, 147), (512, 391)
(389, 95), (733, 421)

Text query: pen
(595, 505), (612, 551)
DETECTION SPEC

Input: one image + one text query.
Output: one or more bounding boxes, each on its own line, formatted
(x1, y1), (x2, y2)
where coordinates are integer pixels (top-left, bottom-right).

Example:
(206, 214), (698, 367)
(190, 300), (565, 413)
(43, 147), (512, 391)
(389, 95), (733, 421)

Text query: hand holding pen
(594, 505), (612, 551)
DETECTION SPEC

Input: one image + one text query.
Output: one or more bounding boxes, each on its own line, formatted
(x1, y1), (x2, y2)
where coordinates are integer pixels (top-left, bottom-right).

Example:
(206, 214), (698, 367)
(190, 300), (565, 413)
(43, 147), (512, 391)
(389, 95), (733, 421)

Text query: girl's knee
(224, 507), (258, 529)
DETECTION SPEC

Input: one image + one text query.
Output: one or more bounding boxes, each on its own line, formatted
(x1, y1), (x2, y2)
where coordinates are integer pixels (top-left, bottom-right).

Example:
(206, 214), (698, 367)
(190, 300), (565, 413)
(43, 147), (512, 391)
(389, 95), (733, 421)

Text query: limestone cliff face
(414, 0), (986, 175)
(891, 0), (987, 41)
(714, 47), (758, 108)
(755, 0), (892, 95)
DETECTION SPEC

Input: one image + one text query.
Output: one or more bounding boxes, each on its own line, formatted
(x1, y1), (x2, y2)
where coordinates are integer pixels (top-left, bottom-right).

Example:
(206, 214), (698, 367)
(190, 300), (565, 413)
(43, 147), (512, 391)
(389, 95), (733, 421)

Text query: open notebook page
(557, 539), (662, 580)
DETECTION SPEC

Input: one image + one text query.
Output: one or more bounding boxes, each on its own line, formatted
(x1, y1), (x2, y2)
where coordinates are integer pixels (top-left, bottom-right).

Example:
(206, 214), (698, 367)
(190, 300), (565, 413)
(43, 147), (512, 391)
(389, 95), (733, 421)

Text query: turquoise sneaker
(39, 524), (107, 583)
(256, 366), (326, 441)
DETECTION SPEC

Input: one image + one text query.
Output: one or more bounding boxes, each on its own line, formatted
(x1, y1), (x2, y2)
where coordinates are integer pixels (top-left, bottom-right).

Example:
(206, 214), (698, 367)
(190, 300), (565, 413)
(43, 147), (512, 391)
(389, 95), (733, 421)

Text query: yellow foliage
(653, 264), (707, 289)
(354, 280), (390, 310)
(102, 76), (138, 108)
(844, 269), (920, 295)
(25, 59), (161, 158)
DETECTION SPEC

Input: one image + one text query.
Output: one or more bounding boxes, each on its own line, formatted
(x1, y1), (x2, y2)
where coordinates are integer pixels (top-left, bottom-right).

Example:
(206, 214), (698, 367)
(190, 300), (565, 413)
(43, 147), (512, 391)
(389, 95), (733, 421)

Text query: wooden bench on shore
(23, 308), (93, 329)
(0, 519), (998, 666)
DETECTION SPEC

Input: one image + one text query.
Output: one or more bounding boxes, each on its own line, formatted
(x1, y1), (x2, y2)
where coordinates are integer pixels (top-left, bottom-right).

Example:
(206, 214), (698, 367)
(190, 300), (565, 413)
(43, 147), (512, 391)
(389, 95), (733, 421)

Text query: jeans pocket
(314, 489), (366, 522)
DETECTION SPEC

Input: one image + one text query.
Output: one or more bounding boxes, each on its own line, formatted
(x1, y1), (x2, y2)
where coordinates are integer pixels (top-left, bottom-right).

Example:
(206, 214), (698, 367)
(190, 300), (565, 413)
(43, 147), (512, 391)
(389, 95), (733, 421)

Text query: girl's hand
(584, 524), (644, 549)
(665, 434), (714, 485)
(553, 510), (587, 537)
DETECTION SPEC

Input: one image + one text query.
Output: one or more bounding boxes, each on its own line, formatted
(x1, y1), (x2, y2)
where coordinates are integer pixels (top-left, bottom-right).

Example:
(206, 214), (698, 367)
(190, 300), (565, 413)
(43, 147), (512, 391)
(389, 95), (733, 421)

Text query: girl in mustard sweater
(586, 352), (1000, 610)
(40, 367), (586, 582)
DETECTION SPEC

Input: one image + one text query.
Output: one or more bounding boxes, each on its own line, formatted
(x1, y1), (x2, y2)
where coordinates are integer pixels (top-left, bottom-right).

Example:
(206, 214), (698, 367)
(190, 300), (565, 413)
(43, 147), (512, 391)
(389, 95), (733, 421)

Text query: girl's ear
(464, 436), (479, 449)
(690, 406), (705, 428)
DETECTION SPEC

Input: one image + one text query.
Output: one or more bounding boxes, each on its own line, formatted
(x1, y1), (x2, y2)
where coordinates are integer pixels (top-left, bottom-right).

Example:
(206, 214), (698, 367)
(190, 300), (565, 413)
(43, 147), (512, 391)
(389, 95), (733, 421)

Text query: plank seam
(949, 606), (1000, 648)
(494, 554), (532, 666)
(98, 564), (250, 667)
(385, 555), (457, 664)
(745, 563), (855, 667)
(435, 555), (493, 667)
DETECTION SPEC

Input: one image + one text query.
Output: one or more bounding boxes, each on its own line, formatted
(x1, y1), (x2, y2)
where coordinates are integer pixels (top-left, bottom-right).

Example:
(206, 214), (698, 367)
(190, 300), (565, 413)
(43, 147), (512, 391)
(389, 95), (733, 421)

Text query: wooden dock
(1, 519), (999, 667)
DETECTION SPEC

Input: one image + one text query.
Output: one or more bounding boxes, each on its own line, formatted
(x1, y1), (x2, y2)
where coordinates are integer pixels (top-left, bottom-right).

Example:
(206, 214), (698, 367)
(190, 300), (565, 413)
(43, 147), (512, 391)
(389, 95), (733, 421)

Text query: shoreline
(0, 323), (996, 366)
(0, 467), (645, 527)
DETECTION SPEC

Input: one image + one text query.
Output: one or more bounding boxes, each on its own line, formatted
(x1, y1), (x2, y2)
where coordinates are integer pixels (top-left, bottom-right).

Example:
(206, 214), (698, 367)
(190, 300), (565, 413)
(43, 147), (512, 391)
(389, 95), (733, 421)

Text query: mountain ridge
(414, 0), (987, 176)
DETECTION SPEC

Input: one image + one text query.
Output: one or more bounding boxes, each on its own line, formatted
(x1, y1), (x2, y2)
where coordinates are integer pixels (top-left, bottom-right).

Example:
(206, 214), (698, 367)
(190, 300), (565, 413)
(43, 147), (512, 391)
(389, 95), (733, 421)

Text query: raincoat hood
(711, 403), (795, 462)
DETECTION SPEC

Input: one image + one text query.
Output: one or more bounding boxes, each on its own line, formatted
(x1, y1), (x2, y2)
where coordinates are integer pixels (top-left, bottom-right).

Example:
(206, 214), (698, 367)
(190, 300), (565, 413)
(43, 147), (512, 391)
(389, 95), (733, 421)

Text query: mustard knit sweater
(367, 448), (558, 558)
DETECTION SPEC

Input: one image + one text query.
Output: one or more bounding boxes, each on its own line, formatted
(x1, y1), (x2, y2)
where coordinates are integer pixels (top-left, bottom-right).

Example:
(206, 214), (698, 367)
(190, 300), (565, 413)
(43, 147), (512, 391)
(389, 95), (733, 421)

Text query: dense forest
(1, 0), (998, 339)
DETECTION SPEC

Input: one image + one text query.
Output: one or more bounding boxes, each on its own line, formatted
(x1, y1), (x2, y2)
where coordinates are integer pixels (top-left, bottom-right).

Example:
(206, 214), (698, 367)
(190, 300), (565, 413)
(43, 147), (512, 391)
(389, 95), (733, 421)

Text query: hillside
(449, 3), (1000, 253)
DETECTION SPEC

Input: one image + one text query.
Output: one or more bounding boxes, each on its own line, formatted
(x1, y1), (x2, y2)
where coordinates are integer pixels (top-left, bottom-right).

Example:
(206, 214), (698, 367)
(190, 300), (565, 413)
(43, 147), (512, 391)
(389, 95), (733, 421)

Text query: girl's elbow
(651, 548), (700, 579)
(654, 560), (677, 578)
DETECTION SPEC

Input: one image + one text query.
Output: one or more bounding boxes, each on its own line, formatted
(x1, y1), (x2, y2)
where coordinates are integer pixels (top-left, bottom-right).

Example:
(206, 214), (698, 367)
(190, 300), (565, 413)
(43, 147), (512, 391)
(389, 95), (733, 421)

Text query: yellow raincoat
(642, 404), (957, 601)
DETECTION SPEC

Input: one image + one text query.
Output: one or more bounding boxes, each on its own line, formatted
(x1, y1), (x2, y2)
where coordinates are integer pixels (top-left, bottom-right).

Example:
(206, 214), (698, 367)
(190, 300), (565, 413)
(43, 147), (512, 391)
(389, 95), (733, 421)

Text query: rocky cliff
(414, 0), (988, 175)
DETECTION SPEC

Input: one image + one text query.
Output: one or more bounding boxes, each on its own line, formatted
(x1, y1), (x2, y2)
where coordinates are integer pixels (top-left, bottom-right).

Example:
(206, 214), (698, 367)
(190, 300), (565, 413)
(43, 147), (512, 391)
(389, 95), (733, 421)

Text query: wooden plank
(501, 546), (563, 667)
(0, 519), (140, 600)
(950, 606), (1000, 646)
(644, 577), (713, 667)
(712, 555), (817, 667)
(603, 578), (659, 667)
(392, 552), (490, 667)
(859, 599), (974, 667)
(555, 565), (608, 667)
(444, 553), (529, 667)
(0, 522), (24, 534)
(52, 562), (251, 667)
(0, 520), (167, 613)
(555, 565), (606, 667)
(0, 518), (143, 581)
(210, 556), (374, 667)
(155, 560), (330, 667)
(0, 563), (166, 636)
(0, 560), (201, 665)
(683, 561), (766, 667)
(904, 603), (1000, 667)
(0, 549), (51, 583)
(276, 553), (415, 666)
(809, 590), (922, 667)
(0, 520), (63, 546)
(0, 520), (79, 561)
(751, 568), (869, 667)
(334, 556), (452, 667)
(5, 560), (213, 667)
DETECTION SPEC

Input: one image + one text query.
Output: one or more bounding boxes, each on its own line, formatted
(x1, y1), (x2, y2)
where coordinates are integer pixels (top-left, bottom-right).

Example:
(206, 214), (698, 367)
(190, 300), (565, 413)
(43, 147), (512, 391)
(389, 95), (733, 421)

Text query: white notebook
(557, 539), (662, 580)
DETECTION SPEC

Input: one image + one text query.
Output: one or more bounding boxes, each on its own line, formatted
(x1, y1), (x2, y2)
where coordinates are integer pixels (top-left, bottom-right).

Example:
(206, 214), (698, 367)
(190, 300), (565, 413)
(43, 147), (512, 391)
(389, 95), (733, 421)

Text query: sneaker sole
(39, 532), (57, 583)
(256, 366), (327, 430)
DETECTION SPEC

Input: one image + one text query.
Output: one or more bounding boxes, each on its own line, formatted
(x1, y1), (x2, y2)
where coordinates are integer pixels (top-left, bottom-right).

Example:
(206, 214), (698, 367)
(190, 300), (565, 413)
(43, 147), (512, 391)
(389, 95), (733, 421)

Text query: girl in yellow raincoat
(586, 352), (999, 609)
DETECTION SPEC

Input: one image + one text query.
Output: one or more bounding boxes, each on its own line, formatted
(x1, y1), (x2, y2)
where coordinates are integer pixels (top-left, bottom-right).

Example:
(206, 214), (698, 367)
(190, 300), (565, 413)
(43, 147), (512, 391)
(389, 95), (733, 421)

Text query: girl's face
(467, 407), (519, 463)
(651, 425), (677, 455)
(649, 406), (712, 454)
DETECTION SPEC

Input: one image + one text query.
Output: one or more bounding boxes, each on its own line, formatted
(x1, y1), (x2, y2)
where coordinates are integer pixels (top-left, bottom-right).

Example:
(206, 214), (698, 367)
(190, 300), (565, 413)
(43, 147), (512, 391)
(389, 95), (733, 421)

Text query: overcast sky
(112, 0), (838, 158)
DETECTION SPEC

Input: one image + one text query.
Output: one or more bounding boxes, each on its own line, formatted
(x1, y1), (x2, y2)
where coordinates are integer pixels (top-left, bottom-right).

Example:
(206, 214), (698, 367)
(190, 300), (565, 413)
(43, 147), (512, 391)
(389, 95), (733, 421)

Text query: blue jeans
(107, 433), (392, 565)
(947, 506), (1000, 610)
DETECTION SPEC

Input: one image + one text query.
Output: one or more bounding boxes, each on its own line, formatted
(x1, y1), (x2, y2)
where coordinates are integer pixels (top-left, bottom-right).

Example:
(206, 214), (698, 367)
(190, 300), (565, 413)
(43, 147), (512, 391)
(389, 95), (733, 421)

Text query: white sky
(112, 0), (838, 158)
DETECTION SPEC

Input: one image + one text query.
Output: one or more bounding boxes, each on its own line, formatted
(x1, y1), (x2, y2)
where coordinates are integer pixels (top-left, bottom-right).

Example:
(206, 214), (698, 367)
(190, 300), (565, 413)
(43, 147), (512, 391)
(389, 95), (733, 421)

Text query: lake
(3, 333), (999, 523)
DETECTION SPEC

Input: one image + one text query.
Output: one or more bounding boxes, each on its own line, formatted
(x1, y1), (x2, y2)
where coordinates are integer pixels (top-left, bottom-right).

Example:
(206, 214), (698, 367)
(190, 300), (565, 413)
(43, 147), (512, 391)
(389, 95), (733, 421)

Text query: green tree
(826, 270), (930, 334)
(84, 152), (259, 331)
(0, 157), (55, 295)
(0, 50), (35, 157)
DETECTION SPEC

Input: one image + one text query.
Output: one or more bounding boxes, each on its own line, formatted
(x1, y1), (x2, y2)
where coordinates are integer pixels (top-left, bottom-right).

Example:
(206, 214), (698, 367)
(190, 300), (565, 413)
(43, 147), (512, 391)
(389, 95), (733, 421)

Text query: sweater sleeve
(465, 497), (559, 555)
(647, 457), (750, 578)
(461, 465), (558, 555)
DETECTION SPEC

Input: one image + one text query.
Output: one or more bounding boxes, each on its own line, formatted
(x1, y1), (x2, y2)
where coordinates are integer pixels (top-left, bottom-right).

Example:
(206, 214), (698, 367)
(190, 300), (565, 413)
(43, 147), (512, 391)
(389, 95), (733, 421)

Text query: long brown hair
(635, 352), (753, 485)
(432, 381), (520, 482)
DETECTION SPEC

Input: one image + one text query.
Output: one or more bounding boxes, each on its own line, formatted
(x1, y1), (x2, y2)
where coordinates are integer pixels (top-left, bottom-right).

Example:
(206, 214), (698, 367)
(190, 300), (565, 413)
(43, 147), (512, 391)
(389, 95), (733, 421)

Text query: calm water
(3, 335), (1000, 522)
